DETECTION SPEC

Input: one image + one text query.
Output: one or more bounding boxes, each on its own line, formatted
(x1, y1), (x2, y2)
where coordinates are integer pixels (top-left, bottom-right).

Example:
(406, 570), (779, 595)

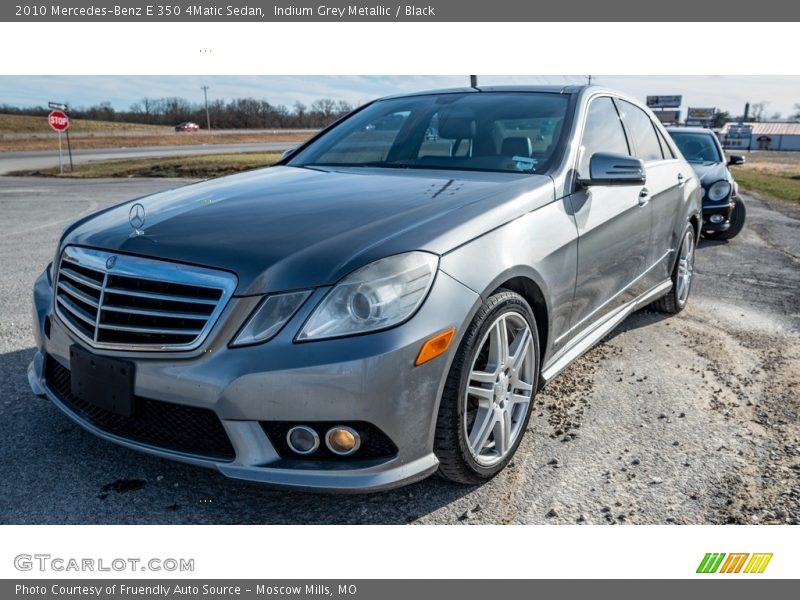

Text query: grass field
(12, 152), (283, 178)
(0, 113), (170, 134)
(0, 113), (315, 152)
(730, 151), (800, 204)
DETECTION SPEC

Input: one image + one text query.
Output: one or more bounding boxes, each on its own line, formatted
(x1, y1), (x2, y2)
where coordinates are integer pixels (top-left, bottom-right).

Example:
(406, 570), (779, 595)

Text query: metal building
(720, 122), (800, 151)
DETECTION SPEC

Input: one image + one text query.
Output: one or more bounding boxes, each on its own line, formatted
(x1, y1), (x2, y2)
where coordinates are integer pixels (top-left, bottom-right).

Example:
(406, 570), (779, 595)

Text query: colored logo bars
(696, 553), (773, 574)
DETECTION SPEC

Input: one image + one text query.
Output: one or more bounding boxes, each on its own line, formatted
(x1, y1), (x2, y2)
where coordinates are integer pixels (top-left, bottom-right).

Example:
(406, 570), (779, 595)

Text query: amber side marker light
(415, 328), (456, 366)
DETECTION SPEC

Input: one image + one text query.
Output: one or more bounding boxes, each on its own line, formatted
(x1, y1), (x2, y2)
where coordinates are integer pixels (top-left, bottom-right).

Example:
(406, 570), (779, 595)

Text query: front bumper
(29, 265), (480, 492)
(701, 198), (735, 232)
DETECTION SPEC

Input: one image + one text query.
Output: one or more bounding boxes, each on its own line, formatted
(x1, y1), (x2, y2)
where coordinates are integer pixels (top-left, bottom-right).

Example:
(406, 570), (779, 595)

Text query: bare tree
(750, 101), (769, 122)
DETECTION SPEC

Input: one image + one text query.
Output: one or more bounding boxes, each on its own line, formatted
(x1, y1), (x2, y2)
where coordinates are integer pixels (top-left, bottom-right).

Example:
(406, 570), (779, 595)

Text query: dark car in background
(667, 127), (746, 240)
(175, 121), (200, 132)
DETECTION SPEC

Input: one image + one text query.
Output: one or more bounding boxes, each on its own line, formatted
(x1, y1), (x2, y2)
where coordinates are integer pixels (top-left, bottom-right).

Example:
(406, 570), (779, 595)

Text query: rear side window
(656, 127), (676, 159)
(578, 97), (630, 178)
(619, 100), (663, 161)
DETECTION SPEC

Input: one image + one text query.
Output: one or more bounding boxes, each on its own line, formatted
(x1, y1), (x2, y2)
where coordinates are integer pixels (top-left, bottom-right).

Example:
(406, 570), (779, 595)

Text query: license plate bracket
(69, 345), (135, 417)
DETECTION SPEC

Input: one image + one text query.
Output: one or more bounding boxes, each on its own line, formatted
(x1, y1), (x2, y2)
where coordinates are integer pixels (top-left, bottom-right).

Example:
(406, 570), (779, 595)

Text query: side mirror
(281, 147), (297, 160)
(579, 152), (646, 186)
(727, 155), (745, 166)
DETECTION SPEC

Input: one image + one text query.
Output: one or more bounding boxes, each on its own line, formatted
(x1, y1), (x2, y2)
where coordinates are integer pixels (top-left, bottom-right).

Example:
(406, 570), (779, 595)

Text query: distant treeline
(0, 97), (358, 129)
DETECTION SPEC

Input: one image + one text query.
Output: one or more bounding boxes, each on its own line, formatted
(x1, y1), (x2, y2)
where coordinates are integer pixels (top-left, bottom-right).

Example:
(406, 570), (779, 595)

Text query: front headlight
(297, 251), (439, 341)
(707, 180), (732, 202)
(231, 290), (311, 347)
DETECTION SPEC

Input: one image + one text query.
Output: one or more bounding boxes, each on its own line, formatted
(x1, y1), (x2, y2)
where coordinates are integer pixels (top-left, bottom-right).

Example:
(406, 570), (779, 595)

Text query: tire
(434, 290), (540, 484)
(652, 224), (696, 314)
(706, 198), (746, 241)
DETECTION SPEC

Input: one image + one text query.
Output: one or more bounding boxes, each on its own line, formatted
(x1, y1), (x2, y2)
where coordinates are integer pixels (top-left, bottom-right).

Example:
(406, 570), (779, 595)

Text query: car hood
(61, 166), (554, 294)
(688, 161), (730, 187)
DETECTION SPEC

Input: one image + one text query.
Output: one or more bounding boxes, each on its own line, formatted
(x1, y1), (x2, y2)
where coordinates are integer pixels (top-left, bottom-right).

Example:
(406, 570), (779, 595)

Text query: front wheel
(434, 290), (539, 484)
(652, 224), (696, 314)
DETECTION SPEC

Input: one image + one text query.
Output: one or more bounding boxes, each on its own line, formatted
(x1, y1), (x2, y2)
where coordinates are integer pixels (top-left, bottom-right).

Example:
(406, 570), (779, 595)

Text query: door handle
(638, 187), (650, 206)
(677, 173), (685, 186)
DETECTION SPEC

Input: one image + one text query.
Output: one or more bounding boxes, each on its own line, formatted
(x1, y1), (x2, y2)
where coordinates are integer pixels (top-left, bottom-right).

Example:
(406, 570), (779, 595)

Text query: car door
(565, 96), (652, 334)
(617, 100), (685, 287)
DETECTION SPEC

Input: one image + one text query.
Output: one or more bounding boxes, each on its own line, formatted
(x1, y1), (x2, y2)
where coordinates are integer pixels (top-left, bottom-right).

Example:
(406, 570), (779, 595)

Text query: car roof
(666, 126), (716, 134)
(377, 84), (587, 101)
(373, 85), (658, 116)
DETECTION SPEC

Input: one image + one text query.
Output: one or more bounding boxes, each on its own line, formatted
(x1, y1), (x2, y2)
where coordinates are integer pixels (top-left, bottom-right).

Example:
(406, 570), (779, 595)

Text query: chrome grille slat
(103, 287), (219, 305)
(59, 267), (103, 290)
(57, 295), (98, 326)
(54, 246), (237, 351)
(57, 281), (100, 308)
(101, 304), (210, 320)
(97, 323), (204, 336)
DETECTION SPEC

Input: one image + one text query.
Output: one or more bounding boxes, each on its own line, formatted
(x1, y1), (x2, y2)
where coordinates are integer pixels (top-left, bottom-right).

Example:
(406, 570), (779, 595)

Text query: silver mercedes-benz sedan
(29, 86), (701, 491)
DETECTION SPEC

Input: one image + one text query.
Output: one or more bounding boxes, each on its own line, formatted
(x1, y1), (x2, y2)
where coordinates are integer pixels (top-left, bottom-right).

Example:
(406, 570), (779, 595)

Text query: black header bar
(4, 0), (800, 22)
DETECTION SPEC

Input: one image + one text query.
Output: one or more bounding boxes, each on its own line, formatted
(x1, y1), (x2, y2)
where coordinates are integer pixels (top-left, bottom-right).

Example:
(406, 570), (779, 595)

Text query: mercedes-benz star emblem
(105, 256), (117, 269)
(129, 203), (146, 234)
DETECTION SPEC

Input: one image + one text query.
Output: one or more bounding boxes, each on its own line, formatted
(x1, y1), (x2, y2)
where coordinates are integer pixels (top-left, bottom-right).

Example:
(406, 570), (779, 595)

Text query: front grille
(261, 421), (398, 461)
(45, 356), (236, 461)
(55, 246), (237, 351)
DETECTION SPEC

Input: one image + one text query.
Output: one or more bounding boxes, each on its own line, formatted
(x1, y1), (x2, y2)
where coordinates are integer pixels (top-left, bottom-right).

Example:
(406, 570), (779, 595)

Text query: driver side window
(578, 97), (631, 179)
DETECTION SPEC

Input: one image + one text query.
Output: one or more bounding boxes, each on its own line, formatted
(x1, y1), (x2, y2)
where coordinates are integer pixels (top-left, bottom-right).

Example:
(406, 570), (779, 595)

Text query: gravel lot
(0, 176), (797, 524)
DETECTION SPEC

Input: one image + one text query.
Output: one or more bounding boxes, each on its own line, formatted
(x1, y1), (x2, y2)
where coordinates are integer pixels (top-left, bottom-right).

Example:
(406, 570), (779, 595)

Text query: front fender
(438, 197), (578, 363)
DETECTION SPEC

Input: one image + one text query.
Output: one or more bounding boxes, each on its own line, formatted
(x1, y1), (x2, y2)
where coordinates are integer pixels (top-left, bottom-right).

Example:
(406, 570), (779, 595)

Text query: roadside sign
(48, 101), (68, 111)
(687, 107), (716, 120)
(655, 110), (681, 125)
(47, 109), (72, 174)
(647, 95), (682, 109)
(48, 110), (70, 131)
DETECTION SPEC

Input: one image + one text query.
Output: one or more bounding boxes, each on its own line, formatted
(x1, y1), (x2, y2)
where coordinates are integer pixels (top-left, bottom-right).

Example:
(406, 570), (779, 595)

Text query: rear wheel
(434, 290), (539, 484)
(652, 224), (696, 314)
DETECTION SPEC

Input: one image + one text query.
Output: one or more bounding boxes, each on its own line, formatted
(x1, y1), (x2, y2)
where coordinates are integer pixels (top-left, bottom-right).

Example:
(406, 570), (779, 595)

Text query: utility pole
(201, 85), (211, 130)
(586, 75), (594, 85)
(470, 75), (478, 88)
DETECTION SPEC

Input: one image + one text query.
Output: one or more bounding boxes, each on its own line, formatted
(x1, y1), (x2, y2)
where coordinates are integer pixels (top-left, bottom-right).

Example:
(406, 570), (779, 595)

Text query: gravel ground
(0, 176), (797, 524)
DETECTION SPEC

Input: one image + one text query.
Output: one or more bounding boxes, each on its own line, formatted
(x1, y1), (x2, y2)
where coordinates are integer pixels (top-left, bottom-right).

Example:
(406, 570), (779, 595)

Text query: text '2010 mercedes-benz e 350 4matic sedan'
(29, 86), (701, 491)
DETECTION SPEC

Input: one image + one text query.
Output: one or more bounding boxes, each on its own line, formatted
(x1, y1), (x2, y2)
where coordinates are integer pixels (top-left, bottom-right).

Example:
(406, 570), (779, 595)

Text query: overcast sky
(1, 75), (798, 118)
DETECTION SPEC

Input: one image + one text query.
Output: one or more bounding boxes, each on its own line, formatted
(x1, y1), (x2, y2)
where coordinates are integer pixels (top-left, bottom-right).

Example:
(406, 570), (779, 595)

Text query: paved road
(0, 142), (293, 174)
(0, 176), (797, 524)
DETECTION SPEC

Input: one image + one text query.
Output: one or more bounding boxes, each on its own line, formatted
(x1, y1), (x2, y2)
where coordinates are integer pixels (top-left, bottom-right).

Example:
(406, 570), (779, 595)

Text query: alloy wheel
(463, 311), (535, 467)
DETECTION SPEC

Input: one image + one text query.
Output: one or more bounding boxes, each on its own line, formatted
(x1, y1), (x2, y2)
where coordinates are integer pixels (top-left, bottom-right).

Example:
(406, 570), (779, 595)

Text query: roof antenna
(586, 75), (594, 85)
(470, 75), (479, 89)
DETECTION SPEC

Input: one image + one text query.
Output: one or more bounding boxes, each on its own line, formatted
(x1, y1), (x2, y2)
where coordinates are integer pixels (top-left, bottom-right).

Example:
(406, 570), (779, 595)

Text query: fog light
(286, 426), (319, 455)
(709, 214), (724, 224)
(325, 426), (361, 456)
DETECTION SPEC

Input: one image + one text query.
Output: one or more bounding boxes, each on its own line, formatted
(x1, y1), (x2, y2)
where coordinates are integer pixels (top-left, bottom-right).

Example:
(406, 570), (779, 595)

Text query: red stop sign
(48, 110), (70, 132)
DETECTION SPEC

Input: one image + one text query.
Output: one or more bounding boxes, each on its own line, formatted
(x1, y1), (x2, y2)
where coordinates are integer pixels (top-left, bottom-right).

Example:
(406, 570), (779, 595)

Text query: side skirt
(539, 279), (673, 385)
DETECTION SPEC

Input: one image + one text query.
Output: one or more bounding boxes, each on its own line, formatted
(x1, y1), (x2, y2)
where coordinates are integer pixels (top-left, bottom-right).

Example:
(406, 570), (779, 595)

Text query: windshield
(668, 131), (722, 164)
(287, 92), (571, 174)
